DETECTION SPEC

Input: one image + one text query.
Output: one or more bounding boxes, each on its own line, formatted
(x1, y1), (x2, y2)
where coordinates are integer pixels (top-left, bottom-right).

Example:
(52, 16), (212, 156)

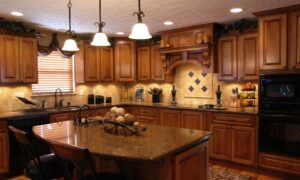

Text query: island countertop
(32, 121), (211, 161)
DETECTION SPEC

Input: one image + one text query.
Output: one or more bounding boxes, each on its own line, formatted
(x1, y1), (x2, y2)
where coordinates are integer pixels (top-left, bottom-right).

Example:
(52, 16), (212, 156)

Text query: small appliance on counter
(96, 95), (104, 104)
(87, 94), (95, 104)
(106, 97), (112, 104)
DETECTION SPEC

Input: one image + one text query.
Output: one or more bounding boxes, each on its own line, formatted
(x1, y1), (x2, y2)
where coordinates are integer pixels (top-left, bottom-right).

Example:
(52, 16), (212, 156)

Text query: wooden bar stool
(49, 140), (125, 180)
(9, 126), (65, 180)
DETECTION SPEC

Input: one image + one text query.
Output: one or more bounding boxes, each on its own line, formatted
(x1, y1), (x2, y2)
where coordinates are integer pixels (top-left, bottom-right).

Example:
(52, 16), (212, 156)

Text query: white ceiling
(0, 0), (299, 36)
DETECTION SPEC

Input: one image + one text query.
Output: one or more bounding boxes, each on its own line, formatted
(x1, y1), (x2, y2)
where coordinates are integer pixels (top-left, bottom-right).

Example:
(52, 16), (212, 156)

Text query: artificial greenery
(214, 19), (258, 40)
(0, 18), (35, 33)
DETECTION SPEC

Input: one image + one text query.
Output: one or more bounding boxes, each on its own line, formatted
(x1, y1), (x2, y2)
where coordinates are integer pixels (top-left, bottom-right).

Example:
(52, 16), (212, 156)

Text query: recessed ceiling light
(10, 11), (24, 16)
(116, 32), (125, 35)
(164, 21), (174, 26)
(230, 8), (243, 13)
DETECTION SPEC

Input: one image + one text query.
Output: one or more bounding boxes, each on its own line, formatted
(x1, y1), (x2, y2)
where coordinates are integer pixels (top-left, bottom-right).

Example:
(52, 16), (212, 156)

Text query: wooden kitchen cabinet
(133, 107), (158, 124)
(94, 108), (109, 116)
(218, 33), (258, 81)
(231, 126), (256, 165)
(181, 111), (205, 130)
(259, 14), (287, 70)
(84, 45), (99, 82)
(218, 36), (237, 81)
(0, 35), (37, 84)
(99, 47), (114, 82)
(137, 46), (151, 81)
(50, 113), (73, 123)
(115, 39), (136, 82)
(0, 35), (19, 83)
(209, 112), (257, 166)
(289, 10), (300, 70)
(137, 44), (165, 82)
(160, 109), (181, 128)
(0, 120), (8, 174)
(210, 124), (232, 160)
(238, 34), (259, 81)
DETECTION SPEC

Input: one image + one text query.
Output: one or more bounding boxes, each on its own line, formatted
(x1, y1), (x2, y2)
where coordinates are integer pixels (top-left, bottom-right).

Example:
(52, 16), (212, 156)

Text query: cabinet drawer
(211, 113), (256, 127)
(136, 115), (156, 124)
(136, 107), (156, 116)
(50, 113), (72, 123)
(94, 108), (109, 116)
(0, 121), (7, 132)
(259, 153), (300, 175)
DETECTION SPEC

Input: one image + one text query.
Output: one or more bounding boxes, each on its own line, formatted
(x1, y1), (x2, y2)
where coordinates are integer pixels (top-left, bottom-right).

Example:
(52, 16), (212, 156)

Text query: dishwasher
(7, 113), (50, 177)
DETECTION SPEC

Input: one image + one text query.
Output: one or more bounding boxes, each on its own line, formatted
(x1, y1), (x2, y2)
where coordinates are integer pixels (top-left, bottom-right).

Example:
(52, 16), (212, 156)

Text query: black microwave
(260, 74), (300, 102)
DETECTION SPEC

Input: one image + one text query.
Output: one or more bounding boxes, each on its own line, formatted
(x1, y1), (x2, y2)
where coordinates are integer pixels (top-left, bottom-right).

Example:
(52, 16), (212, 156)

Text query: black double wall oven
(259, 74), (300, 157)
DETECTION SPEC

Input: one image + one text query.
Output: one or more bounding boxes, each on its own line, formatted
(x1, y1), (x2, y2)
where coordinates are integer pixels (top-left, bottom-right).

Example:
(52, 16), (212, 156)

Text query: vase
(152, 94), (160, 103)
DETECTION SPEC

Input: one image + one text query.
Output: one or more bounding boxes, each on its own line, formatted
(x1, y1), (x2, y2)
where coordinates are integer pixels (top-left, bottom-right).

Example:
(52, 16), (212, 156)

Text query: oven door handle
(260, 114), (299, 119)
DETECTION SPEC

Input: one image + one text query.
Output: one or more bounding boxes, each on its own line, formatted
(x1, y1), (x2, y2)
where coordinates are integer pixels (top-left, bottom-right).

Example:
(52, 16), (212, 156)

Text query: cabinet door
(231, 126), (256, 166)
(0, 35), (19, 83)
(115, 40), (136, 82)
(290, 10), (300, 70)
(218, 36), (237, 81)
(259, 14), (287, 70)
(160, 109), (181, 128)
(19, 37), (38, 83)
(151, 45), (165, 81)
(84, 45), (99, 82)
(210, 124), (231, 160)
(137, 46), (151, 81)
(99, 47), (114, 82)
(94, 108), (109, 116)
(50, 113), (73, 123)
(238, 34), (259, 81)
(181, 111), (205, 130)
(0, 132), (8, 174)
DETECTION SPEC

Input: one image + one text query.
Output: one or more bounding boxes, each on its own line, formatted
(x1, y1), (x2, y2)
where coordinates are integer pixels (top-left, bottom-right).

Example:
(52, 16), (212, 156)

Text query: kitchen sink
(45, 106), (80, 113)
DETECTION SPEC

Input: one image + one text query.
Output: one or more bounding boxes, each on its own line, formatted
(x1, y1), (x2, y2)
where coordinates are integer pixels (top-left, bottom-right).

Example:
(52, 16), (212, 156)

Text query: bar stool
(49, 140), (125, 180)
(9, 126), (65, 180)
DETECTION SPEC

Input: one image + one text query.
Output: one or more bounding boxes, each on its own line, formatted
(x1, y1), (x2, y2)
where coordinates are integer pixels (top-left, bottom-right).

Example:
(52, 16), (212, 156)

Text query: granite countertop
(0, 102), (258, 120)
(32, 121), (211, 161)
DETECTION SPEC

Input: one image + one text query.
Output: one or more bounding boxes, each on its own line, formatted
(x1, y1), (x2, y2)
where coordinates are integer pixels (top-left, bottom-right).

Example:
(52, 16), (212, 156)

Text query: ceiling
(0, 0), (299, 36)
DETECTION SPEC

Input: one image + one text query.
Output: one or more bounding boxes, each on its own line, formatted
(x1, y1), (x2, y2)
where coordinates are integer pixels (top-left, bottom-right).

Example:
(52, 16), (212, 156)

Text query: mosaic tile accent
(201, 72), (207, 77)
(188, 71), (194, 77)
(188, 86), (194, 92)
(202, 86), (208, 92)
(195, 79), (201, 85)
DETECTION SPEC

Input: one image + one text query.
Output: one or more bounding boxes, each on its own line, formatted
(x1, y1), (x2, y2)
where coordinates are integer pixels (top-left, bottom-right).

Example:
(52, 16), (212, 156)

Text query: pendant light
(62, 0), (79, 51)
(91, 0), (110, 46)
(129, 0), (152, 40)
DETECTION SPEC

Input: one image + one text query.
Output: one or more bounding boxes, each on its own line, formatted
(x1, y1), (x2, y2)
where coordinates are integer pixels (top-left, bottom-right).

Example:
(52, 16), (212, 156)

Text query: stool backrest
(49, 140), (97, 180)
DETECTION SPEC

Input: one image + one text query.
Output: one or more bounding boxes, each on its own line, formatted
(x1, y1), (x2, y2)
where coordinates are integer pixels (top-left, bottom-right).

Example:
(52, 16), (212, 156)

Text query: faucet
(54, 88), (63, 108)
(77, 105), (92, 126)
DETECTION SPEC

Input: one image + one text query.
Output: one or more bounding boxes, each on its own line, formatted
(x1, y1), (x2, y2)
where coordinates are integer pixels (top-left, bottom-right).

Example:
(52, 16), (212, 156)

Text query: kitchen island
(33, 120), (211, 180)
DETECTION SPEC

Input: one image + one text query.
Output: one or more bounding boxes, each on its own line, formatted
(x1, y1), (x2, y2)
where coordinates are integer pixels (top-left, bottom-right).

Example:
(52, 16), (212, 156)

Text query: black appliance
(106, 97), (112, 104)
(96, 95), (104, 104)
(7, 113), (50, 177)
(259, 74), (300, 157)
(88, 94), (95, 104)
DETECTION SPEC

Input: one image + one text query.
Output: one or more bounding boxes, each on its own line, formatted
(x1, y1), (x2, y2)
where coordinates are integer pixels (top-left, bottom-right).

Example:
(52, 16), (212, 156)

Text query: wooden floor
(210, 162), (300, 180)
(8, 162), (299, 180)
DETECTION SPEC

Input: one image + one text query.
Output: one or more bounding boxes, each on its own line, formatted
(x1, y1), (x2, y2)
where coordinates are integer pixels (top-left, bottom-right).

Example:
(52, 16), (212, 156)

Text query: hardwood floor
(210, 161), (300, 180)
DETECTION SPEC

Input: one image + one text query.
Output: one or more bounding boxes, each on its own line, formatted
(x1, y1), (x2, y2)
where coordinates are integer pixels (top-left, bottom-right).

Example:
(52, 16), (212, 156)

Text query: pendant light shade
(91, 0), (110, 46)
(62, 39), (79, 51)
(129, 0), (152, 40)
(62, 0), (79, 52)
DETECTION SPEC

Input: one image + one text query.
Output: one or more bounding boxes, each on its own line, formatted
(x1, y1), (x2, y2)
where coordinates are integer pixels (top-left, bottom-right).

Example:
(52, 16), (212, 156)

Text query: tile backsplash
(0, 64), (257, 112)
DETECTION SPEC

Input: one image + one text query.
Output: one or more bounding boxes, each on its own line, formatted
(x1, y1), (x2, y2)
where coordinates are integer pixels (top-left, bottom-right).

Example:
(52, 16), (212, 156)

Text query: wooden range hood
(159, 23), (216, 82)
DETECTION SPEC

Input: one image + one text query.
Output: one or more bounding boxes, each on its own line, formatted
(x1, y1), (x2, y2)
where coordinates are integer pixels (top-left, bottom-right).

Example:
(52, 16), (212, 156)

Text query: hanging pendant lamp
(129, 0), (152, 40)
(91, 0), (110, 46)
(62, 0), (79, 51)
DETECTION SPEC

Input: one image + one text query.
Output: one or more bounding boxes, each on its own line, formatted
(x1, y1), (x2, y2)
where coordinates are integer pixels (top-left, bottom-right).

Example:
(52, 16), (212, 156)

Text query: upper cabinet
(137, 44), (165, 82)
(0, 35), (37, 84)
(115, 39), (136, 82)
(255, 5), (300, 71)
(218, 33), (258, 81)
(259, 14), (287, 70)
(75, 41), (114, 83)
(290, 10), (300, 70)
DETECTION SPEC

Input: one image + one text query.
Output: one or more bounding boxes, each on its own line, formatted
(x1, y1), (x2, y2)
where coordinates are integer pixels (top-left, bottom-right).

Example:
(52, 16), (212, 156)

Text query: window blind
(32, 51), (75, 94)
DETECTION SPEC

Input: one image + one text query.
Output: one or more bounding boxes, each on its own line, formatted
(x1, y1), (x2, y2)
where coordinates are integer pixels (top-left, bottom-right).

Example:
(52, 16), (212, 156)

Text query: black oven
(259, 74), (300, 157)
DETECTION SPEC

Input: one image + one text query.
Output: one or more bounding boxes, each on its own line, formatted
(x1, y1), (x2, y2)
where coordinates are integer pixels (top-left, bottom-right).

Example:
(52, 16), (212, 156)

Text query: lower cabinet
(133, 107), (158, 124)
(50, 113), (73, 123)
(160, 109), (181, 128)
(209, 113), (257, 166)
(0, 120), (8, 174)
(94, 108), (109, 116)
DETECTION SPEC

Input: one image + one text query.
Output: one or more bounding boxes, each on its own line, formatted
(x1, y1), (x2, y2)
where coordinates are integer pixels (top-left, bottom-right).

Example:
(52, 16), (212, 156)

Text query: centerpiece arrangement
(148, 87), (163, 103)
(103, 107), (146, 136)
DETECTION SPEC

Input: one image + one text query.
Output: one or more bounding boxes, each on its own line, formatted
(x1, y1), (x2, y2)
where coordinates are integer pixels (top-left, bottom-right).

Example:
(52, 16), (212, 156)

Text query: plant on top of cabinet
(0, 35), (37, 83)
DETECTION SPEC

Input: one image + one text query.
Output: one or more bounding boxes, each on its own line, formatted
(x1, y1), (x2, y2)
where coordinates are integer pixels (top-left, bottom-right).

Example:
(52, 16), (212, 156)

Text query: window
(32, 51), (75, 94)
